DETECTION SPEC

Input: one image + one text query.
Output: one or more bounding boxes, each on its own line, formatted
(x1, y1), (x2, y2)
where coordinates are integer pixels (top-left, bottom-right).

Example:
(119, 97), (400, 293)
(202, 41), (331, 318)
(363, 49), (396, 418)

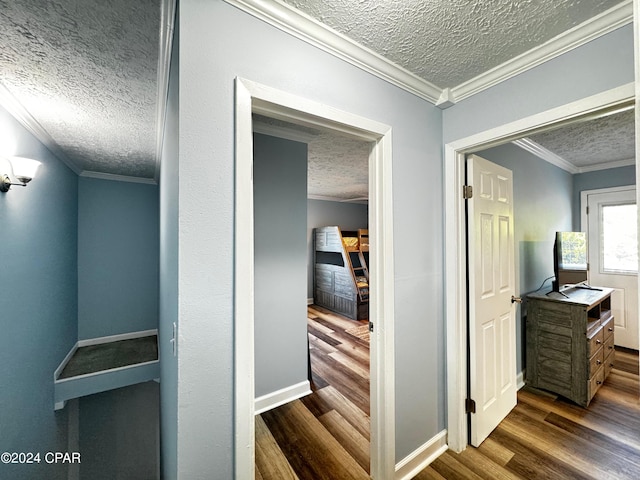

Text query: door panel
(467, 154), (517, 447)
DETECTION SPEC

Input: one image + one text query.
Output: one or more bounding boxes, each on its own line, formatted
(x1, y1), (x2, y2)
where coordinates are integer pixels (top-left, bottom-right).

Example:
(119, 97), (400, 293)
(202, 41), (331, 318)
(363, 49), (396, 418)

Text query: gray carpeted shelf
(59, 335), (158, 379)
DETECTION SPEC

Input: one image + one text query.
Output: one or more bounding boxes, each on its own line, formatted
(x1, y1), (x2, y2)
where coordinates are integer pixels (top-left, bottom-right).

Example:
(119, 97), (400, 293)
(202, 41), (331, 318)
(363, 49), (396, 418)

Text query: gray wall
(0, 104), (77, 480)
(477, 143), (574, 372)
(159, 10), (179, 479)
(78, 177), (159, 340)
(572, 164), (636, 230)
(175, 0), (443, 473)
(307, 199), (368, 299)
(254, 133), (309, 397)
(79, 382), (160, 479)
(169, 2), (634, 475)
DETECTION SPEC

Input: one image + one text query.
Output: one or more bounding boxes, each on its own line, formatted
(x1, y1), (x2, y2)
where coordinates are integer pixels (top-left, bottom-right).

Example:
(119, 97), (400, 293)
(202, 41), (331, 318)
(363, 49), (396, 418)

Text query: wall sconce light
(1, 157), (42, 193)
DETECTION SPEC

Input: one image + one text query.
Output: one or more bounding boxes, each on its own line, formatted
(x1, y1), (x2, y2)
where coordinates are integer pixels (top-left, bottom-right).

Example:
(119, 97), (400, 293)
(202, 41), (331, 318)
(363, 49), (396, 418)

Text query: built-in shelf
(54, 330), (159, 410)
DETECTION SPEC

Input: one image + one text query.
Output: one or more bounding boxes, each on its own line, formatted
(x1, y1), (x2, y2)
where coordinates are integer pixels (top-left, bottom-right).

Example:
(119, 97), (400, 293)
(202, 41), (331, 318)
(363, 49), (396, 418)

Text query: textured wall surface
(283, 0), (620, 87)
(78, 177), (159, 340)
(176, 0), (444, 474)
(253, 133), (309, 398)
(0, 0), (160, 178)
(0, 103), (77, 480)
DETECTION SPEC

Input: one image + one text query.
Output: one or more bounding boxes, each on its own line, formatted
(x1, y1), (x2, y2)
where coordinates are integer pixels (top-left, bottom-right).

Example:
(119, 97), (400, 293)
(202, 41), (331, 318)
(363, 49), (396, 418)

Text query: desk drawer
(588, 366), (605, 402)
(589, 347), (604, 378)
(602, 316), (614, 342)
(587, 326), (604, 358)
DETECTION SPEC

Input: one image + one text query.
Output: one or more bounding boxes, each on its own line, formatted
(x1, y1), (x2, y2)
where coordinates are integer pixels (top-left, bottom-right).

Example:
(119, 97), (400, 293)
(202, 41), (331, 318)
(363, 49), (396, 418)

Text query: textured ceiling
(282, 0), (622, 87)
(0, 0), (160, 179)
(0, 0), (634, 187)
(528, 109), (635, 168)
(253, 114), (369, 202)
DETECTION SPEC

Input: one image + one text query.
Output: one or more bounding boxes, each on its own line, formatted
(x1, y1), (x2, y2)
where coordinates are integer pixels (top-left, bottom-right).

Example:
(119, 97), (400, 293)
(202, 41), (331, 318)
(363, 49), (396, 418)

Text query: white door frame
(234, 77), (396, 480)
(444, 83), (636, 452)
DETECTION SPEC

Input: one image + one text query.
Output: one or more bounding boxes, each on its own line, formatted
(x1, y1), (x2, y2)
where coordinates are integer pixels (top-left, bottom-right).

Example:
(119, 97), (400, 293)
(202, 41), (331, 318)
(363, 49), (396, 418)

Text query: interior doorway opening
(445, 84), (636, 452)
(252, 120), (373, 477)
(234, 77), (396, 480)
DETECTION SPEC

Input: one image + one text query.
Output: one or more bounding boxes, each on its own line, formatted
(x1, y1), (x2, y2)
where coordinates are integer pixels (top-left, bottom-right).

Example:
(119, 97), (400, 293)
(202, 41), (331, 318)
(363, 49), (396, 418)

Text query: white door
(584, 187), (638, 350)
(467, 154), (518, 447)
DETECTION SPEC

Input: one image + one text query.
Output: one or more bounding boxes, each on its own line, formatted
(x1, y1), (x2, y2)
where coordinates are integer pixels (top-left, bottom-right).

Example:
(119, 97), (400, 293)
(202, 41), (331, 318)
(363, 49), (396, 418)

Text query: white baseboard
(307, 297), (314, 305)
(78, 329), (158, 347)
(517, 369), (526, 390)
(254, 380), (312, 415)
(395, 429), (448, 480)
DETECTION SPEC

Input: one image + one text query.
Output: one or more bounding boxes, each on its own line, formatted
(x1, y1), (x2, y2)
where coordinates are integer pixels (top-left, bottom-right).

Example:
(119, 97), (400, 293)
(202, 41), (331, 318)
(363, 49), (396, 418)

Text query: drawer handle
(608, 345), (614, 350)
(596, 339), (602, 345)
(608, 327), (613, 332)
(596, 360), (602, 365)
(597, 380), (603, 385)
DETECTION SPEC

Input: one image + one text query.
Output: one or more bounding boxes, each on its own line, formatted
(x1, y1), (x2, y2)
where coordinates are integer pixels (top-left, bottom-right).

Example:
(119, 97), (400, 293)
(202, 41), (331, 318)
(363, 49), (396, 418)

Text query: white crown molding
(80, 170), (158, 185)
(308, 193), (367, 204)
(513, 138), (635, 175)
(223, 0), (442, 103)
(577, 157), (635, 173)
(253, 122), (317, 143)
(451, 0), (633, 103)
(512, 138), (578, 173)
(153, 0), (177, 183)
(0, 82), (83, 175)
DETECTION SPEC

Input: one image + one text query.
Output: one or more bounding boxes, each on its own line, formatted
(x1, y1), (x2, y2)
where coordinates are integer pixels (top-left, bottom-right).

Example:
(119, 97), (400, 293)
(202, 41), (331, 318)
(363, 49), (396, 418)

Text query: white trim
(79, 170), (158, 185)
(153, 0), (177, 182)
(445, 84), (635, 453)
(235, 77), (396, 480)
(580, 185), (637, 234)
(77, 329), (158, 348)
(222, 0), (630, 107)
(635, 0), (640, 372)
(577, 158), (636, 173)
(513, 138), (635, 174)
(223, 0), (441, 103)
(0, 83), (82, 175)
(254, 381), (312, 415)
(55, 359), (160, 384)
(394, 430), (448, 480)
(54, 401), (67, 411)
(253, 122), (316, 144)
(451, 1), (633, 103)
(512, 138), (578, 174)
(517, 370), (526, 390)
(307, 297), (314, 305)
(54, 343), (79, 381)
(307, 194), (367, 204)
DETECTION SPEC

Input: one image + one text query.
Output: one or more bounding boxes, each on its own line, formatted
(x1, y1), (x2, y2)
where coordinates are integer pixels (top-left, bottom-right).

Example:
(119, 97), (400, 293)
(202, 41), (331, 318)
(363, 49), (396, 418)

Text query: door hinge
(463, 185), (473, 199)
(369, 321), (374, 333)
(465, 398), (476, 414)
(586, 205), (589, 215)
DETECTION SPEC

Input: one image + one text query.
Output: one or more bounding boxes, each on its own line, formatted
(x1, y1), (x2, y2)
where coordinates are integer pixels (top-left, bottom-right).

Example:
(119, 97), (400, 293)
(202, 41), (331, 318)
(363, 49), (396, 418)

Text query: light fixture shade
(9, 157), (41, 184)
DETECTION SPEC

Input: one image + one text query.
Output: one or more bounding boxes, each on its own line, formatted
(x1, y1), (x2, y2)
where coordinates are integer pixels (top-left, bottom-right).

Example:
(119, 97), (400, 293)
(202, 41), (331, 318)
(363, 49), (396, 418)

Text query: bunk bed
(314, 226), (369, 320)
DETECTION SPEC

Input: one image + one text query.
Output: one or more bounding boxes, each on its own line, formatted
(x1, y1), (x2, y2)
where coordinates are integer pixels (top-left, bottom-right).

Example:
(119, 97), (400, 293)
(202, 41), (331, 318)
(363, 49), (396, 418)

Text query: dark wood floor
(256, 306), (640, 480)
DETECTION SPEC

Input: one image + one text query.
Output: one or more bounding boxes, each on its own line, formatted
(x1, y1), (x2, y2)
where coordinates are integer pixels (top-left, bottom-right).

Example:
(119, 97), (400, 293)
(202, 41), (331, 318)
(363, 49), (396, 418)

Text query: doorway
(582, 186), (639, 350)
(445, 84), (636, 452)
(234, 77), (396, 480)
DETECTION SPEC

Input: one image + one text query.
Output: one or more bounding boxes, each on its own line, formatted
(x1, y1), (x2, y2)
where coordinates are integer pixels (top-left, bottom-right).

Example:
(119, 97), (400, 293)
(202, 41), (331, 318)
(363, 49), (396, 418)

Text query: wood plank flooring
(256, 305), (371, 480)
(415, 347), (640, 480)
(256, 307), (640, 480)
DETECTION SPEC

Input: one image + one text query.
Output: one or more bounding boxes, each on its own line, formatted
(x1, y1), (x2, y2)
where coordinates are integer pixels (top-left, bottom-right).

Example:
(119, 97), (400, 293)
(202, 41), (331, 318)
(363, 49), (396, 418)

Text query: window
(601, 203), (638, 274)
